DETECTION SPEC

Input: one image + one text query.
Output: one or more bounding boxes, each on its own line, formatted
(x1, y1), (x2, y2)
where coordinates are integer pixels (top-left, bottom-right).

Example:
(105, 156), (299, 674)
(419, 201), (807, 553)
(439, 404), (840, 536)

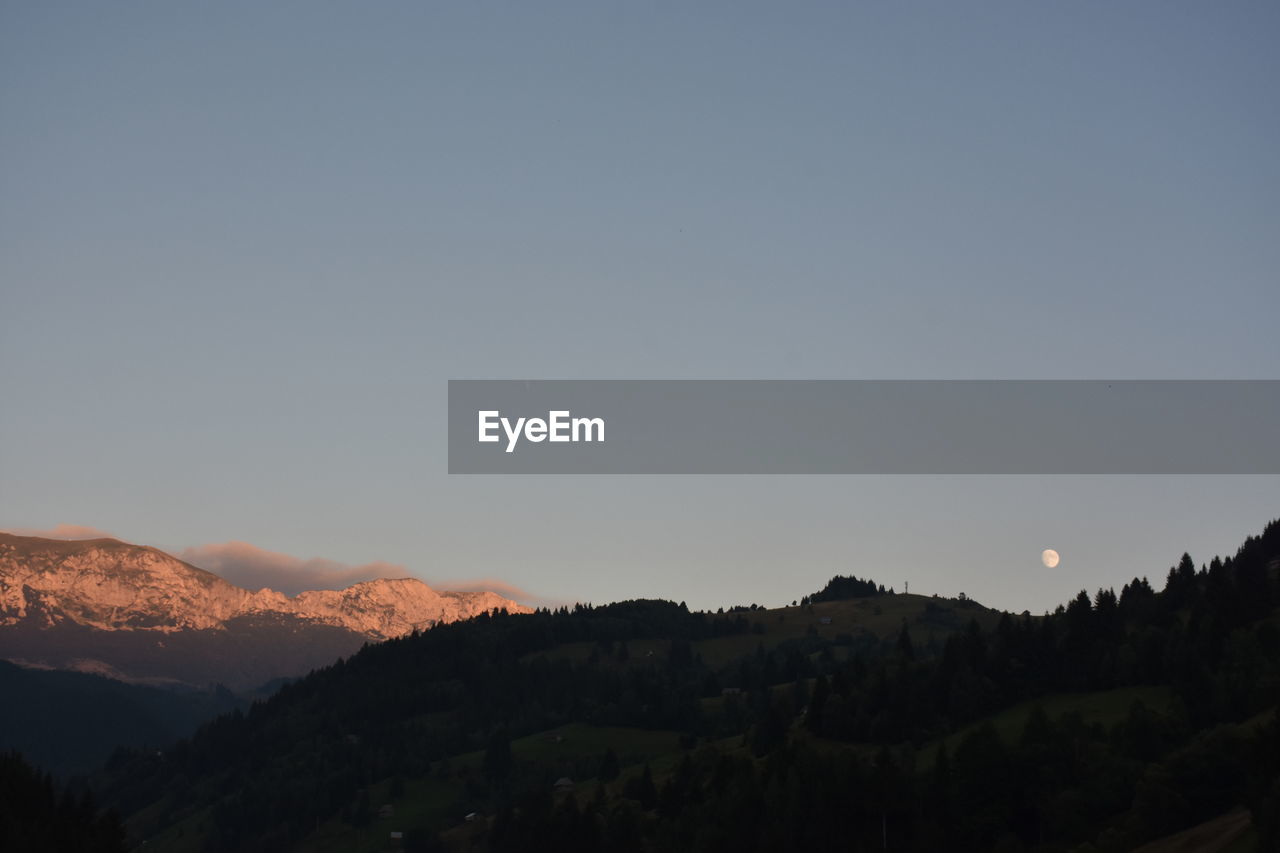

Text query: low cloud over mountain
(177, 541), (404, 597)
(0, 532), (535, 688)
(434, 577), (564, 609)
(5, 526), (551, 607)
(4, 524), (115, 541)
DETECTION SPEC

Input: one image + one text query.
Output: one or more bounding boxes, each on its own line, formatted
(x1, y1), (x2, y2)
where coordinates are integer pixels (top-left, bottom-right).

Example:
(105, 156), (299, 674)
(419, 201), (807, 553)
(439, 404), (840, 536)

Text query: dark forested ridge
(804, 573), (886, 603)
(0, 603), (379, 690)
(0, 750), (126, 852)
(0, 661), (246, 778)
(77, 520), (1280, 851)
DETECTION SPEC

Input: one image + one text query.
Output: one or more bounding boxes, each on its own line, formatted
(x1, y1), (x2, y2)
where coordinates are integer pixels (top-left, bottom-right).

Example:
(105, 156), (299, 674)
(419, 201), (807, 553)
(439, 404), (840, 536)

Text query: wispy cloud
(433, 577), (568, 609)
(5, 525), (554, 607)
(4, 523), (116, 540)
(176, 542), (553, 606)
(177, 541), (406, 597)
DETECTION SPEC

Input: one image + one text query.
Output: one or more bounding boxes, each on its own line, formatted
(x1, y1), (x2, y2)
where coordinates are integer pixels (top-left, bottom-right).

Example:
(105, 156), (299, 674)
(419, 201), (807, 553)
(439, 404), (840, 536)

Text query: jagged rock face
(0, 533), (531, 640)
(1, 536), (249, 631)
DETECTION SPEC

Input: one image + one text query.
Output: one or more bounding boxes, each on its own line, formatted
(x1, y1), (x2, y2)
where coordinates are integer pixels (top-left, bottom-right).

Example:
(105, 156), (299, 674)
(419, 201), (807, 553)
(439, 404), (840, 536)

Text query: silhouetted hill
(92, 520), (1280, 852)
(804, 573), (885, 602)
(0, 751), (125, 852)
(0, 661), (245, 778)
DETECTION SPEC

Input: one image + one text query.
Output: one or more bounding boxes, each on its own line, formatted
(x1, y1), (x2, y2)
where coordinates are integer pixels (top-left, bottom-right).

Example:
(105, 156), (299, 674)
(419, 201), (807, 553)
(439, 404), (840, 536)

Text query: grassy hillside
(522, 593), (998, 669)
(1132, 808), (1254, 853)
(915, 684), (1176, 766)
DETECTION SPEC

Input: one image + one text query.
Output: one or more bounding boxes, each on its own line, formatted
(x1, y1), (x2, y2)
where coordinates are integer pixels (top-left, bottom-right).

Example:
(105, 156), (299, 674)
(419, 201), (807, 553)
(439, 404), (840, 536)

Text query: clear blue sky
(2, 2), (1277, 612)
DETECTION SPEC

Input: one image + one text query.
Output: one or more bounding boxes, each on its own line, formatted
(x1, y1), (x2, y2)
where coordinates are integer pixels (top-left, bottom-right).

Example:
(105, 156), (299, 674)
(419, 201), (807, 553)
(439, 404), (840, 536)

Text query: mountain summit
(0, 533), (532, 687)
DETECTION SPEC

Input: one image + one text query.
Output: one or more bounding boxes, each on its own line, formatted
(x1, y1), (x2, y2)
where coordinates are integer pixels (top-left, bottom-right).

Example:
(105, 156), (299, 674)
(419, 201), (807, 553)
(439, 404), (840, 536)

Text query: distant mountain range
(0, 533), (531, 689)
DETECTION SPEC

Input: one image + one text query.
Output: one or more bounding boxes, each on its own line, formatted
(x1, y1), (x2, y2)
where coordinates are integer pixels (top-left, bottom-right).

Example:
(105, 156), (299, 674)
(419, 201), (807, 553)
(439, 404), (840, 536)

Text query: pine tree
(483, 727), (512, 784)
(807, 675), (830, 735)
(598, 748), (620, 782)
(896, 623), (916, 662)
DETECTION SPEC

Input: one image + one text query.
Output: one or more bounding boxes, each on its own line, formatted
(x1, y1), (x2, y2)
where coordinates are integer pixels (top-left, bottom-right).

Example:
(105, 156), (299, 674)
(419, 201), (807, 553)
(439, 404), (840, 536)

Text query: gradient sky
(2, 2), (1277, 613)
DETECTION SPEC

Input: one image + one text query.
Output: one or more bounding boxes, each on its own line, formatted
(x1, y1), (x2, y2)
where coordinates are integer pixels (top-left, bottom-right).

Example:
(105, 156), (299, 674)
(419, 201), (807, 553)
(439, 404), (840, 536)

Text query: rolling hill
(81, 520), (1280, 852)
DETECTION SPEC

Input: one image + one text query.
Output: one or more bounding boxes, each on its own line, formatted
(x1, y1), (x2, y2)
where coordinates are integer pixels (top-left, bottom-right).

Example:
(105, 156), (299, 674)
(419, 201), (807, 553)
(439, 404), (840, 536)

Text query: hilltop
(85, 519), (1280, 852)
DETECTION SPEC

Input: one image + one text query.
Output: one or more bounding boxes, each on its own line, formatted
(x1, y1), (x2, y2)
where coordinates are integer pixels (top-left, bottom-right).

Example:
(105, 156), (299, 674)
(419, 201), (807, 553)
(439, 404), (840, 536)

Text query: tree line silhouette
(75, 519), (1280, 850)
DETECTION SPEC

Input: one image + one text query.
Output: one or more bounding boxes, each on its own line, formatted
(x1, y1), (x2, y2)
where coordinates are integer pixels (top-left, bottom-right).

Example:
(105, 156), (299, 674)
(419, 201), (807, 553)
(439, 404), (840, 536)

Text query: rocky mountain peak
(0, 532), (532, 640)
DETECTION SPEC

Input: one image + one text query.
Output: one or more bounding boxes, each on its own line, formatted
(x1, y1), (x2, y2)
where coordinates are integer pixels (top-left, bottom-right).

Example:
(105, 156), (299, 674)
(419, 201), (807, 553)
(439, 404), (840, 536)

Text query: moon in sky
(1041, 549), (1060, 568)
